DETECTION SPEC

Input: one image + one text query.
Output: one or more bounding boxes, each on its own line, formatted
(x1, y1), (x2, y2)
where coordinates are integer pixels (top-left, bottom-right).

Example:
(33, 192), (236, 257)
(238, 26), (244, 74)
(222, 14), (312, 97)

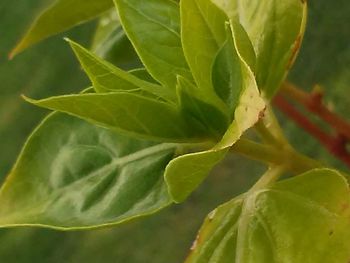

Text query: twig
(281, 82), (350, 140)
(273, 94), (350, 168)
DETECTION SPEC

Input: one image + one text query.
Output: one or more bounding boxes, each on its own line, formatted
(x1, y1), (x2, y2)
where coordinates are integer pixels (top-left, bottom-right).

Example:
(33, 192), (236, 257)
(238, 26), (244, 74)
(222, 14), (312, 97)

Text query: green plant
(2, 0), (350, 261)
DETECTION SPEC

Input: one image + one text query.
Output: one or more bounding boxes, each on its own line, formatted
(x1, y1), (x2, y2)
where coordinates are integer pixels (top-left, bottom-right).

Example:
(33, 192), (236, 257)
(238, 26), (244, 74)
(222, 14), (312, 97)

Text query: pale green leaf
(180, 0), (229, 115)
(229, 20), (256, 73)
(10, 0), (114, 58)
(211, 0), (307, 98)
(186, 169), (350, 263)
(115, 0), (192, 89)
(24, 92), (207, 143)
(67, 39), (175, 102)
(0, 113), (177, 230)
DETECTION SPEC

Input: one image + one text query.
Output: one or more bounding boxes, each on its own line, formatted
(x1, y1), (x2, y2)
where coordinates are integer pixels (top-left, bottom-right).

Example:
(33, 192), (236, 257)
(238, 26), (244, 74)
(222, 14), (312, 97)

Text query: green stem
(250, 165), (286, 192)
(230, 139), (322, 174)
(254, 120), (279, 145)
(258, 106), (290, 145)
(231, 139), (282, 165)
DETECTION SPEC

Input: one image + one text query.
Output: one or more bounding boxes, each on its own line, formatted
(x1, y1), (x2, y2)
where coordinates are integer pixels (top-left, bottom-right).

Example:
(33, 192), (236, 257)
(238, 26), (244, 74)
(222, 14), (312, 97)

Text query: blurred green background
(0, 0), (349, 262)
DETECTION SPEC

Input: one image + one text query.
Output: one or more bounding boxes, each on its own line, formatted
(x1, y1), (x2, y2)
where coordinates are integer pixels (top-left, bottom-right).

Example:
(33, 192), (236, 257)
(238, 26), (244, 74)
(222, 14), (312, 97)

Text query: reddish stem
(282, 82), (350, 140)
(273, 95), (350, 168)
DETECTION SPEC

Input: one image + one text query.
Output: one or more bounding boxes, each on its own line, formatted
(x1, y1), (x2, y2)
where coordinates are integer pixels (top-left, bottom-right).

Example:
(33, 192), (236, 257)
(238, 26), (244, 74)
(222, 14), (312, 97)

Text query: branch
(273, 93), (350, 168)
(281, 82), (350, 140)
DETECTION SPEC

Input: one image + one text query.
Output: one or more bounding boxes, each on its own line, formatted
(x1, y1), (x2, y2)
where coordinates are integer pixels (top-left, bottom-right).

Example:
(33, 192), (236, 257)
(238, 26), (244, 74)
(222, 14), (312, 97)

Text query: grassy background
(0, 0), (349, 262)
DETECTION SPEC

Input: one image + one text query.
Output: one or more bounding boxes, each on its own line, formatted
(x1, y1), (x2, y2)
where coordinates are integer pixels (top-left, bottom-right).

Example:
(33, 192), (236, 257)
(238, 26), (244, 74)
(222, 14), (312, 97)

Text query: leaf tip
(8, 43), (23, 60)
(21, 94), (38, 105)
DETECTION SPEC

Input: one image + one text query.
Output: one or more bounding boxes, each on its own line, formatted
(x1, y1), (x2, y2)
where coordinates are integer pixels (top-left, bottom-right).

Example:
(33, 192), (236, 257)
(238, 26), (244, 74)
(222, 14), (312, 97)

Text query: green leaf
(91, 11), (141, 69)
(67, 39), (175, 102)
(0, 112), (177, 230)
(165, 69), (265, 202)
(180, 0), (227, 98)
(177, 76), (229, 139)
(10, 0), (114, 58)
(129, 68), (159, 84)
(24, 92), (206, 143)
(212, 25), (248, 115)
(114, 0), (192, 89)
(165, 19), (265, 203)
(229, 21), (256, 73)
(211, 0), (307, 99)
(186, 169), (350, 262)
(91, 10), (121, 54)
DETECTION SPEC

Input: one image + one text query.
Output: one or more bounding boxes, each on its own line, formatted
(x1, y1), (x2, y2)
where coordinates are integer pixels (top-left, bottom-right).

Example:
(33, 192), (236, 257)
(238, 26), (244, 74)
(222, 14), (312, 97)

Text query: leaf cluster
(2, 0), (350, 261)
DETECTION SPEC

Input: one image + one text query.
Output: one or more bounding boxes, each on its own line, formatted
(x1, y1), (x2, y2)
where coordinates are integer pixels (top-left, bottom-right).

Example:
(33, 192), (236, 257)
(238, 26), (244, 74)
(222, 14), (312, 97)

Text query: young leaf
(186, 169), (350, 262)
(114, 0), (192, 89)
(180, 0), (232, 121)
(165, 21), (265, 203)
(67, 40), (175, 102)
(165, 69), (265, 203)
(177, 76), (230, 138)
(0, 113), (176, 230)
(211, 0), (307, 99)
(24, 92), (207, 143)
(10, 0), (114, 58)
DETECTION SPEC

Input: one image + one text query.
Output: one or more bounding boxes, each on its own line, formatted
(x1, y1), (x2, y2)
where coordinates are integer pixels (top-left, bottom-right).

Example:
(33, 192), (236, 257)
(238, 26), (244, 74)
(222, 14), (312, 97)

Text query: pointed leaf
(25, 92), (206, 143)
(0, 113), (177, 230)
(212, 0), (307, 98)
(115, 0), (192, 89)
(10, 0), (114, 58)
(68, 40), (174, 102)
(180, 0), (227, 100)
(186, 169), (350, 263)
(212, 25), (249, 115)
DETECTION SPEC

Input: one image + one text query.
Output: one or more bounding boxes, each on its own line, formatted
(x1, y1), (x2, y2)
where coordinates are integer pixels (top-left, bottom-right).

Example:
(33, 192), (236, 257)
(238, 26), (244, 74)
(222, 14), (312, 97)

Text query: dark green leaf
(212, 26), (245, 115)
(91, 11), (141, 69)
(177, 76), (229, 138)
(24, 92), (206, 143)
(0, 113), (176, 230)
(10, 0), (114, 58)
(186, 169), (350, 262)
(115, 0), (192, 89)
(91, 10), (121, 54)
(129, 68), (159, 84)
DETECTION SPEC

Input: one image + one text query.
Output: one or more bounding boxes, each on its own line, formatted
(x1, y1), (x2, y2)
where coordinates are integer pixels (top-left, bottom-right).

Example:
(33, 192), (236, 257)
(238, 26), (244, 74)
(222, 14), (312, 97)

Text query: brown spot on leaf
(287, 35), (303, 70)
(259, 108), (266, 119)
(340, 202), (350, 213)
